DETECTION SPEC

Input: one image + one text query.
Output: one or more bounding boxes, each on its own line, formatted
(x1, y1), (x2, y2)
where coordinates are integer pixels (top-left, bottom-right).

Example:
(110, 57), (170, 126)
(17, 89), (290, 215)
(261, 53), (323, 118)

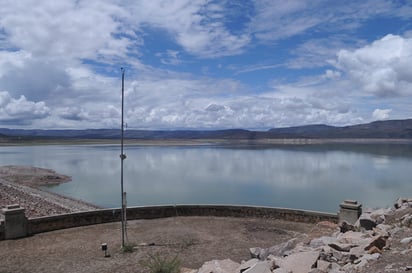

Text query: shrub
(140, 253), (181, 273)
(121, 243), (136, 253)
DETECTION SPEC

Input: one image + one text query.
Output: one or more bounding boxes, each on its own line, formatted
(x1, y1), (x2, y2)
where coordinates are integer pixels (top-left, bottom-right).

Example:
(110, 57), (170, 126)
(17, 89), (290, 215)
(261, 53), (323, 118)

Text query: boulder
(197, 259), (240, 273)
(337, 231), (368, 245)
(237, 259), (259, 273)
(267, 238), (299, 257)
(349, 245), (365, 259)
(339, 221), (356, 233)
(401, 214), (412, 227)
(328, 243), (352, 252)
(395, 197), (410, 209)
(308, 269), (327, 273)
(370, 208), (391, 225)
(249, 247), (266, 260)
(367, 245), (382, 254)
(310, 236), (337, 248)
(364, 235), (387, 251)
(243, 261), (271, 273)
(277, 251), (320, 273)
(400, 237), (412, 244)
(272, 268), (291, 273)
(358, 213), (377, 230)
(316, 259), (331, 271)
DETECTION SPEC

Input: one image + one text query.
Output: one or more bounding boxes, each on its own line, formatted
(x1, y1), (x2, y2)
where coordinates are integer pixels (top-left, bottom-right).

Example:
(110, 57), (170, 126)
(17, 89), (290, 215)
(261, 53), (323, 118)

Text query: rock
(400, 237), (412, 244)
(243, 261), (271, 273)
(308, 269), (327, 273)
(272, 268), (291, 273)
(328, 243), (352, 252)
(249, 247), (265, 259)
(373, 224), (392, 237)
(310, 236), (337, 248)
(352, 253), (381, 269)
(370, 208), (390, 224)
(364, 235), (387, 251)
(358, 213), (377, 230)
(181, 267), (197, 273)
(361, 252), (381, 261)
(238, 259), (259, 273)
(367, 245), (382, 254)
(339, 221), (356, 233)
(277, 251), (320, 273)
(401, 214), (412, 227)
(349, 245), (364, 260)
(337, 231), (368, 245)
(395, 197), (409, 209)
(197, 259), (240, 273)
(316, 260), (331, 271)
(267, 238), (299, 257)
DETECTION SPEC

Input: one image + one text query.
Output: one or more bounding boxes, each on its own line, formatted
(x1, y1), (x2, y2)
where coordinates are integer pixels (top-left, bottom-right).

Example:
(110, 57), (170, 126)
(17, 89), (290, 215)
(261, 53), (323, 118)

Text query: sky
(1, 0), (412, 130)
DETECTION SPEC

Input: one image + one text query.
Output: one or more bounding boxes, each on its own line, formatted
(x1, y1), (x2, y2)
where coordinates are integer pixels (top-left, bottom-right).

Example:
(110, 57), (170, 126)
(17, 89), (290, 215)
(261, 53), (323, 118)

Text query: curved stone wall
(28, 205), (338, 236)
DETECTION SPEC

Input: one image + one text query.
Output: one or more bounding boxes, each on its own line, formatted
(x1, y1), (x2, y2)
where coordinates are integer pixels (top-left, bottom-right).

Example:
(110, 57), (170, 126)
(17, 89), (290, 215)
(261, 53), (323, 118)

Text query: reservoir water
(1, 143), (411, 213)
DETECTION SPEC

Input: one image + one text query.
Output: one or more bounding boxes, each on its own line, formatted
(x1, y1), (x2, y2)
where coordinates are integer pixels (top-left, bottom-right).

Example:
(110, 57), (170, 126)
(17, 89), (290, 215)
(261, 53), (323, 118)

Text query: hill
(1, 119), (412, 140)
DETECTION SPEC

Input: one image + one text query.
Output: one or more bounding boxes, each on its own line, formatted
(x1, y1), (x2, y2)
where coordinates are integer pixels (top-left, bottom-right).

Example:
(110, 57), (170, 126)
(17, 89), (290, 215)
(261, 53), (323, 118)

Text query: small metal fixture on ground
(101, 243), (110, 257)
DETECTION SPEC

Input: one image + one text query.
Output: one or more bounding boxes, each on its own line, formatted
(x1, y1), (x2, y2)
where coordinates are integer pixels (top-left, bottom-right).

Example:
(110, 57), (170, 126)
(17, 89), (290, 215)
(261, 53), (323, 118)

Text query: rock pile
(191, 197), (412, 273)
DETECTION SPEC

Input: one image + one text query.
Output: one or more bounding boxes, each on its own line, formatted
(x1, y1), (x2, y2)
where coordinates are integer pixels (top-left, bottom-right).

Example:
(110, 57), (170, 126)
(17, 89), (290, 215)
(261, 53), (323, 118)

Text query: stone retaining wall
(27, 205), (338, 236)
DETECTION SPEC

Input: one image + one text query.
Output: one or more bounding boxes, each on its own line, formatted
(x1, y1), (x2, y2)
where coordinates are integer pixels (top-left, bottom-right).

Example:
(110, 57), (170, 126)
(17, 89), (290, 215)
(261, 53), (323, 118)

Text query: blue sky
(1, 0), (412, 130)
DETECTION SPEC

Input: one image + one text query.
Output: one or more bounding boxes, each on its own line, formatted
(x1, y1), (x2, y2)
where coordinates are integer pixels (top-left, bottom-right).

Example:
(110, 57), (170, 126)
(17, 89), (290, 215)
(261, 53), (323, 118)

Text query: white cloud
(127, 0), (251, 58)
(0, 0), (411, 130)
(0, 91), (49, 124)
(0, 0), (131, 63)
(336, 34), (412, 97)
(372, 108), (392, 120)
(250, 0), (407, 42)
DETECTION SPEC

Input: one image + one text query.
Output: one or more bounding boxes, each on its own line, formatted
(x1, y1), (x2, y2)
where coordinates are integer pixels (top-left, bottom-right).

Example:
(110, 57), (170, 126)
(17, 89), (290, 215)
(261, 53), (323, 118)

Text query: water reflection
(1, 144), (412, 213)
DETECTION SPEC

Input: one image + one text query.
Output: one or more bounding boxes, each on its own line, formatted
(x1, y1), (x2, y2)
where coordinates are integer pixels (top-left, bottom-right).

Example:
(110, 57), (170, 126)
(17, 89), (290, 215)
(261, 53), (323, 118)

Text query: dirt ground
(0, 216), (337, 273)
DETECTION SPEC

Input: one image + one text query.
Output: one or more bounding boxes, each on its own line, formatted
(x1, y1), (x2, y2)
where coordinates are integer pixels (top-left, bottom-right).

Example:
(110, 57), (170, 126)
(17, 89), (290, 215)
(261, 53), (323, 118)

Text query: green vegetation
(140, 253), (181, 273)
(121, 242), (136, 253)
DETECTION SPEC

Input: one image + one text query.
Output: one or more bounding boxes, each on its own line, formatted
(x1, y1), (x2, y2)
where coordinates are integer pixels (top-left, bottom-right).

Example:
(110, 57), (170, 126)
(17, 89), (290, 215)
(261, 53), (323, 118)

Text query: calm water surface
(1, 144), (412, 213)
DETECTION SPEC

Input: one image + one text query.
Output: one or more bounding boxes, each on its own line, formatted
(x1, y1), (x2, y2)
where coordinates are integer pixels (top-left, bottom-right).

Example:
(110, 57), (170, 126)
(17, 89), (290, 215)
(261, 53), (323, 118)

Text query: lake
(1, 143), (411, 213)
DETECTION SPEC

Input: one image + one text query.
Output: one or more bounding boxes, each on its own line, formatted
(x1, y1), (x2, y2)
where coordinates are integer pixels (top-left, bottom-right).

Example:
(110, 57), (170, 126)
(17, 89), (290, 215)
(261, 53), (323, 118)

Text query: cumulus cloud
(0, 0), (411, 129)
(336, 34), (412, 97)
(372, 109), (392, 120)
(0, 0), (131, 62)
(0, 91), (49, 124)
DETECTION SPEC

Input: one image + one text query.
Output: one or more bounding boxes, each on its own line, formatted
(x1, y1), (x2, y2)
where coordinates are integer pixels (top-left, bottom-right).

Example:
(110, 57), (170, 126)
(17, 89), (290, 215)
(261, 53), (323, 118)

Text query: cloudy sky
(1, 0), (412, 130)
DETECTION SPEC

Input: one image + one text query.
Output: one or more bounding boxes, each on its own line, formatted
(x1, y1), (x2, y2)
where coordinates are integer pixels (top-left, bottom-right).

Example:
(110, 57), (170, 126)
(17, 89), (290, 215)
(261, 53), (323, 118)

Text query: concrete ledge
(28, 205), (338, 236)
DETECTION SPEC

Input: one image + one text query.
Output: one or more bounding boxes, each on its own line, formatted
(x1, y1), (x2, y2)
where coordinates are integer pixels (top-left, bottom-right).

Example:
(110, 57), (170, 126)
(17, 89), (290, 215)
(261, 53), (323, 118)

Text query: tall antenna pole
(120, 67), (126, 248)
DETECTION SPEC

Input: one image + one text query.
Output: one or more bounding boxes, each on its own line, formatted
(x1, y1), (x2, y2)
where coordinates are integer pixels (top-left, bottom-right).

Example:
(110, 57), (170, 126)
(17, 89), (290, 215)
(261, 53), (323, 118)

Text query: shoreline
(2, 137), (412, 147)
(0, 165), (100, 218)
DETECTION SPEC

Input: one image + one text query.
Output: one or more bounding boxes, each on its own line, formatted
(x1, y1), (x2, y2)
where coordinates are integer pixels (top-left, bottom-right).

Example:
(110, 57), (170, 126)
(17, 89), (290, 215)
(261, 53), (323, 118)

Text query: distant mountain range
(1, 119), (412, 140)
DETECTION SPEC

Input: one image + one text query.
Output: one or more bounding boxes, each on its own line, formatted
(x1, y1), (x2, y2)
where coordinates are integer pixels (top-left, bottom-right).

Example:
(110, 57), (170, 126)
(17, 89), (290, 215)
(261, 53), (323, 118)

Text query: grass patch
(121, 242), (136, 253)
(140, 253), (181, 273)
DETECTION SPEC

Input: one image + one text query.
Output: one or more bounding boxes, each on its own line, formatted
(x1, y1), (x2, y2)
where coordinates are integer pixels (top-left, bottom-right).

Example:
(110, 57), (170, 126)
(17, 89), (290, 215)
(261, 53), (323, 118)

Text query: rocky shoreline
(189, 198), (412, 273)
(0, 165), (99, 218)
